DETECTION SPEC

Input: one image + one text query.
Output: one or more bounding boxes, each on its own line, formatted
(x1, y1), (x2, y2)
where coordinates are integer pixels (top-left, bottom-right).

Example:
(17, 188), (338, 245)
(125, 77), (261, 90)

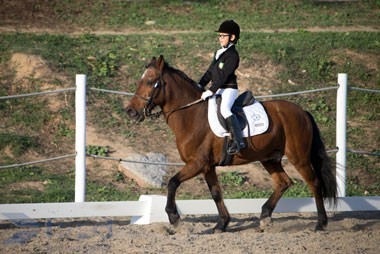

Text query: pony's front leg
(205, 168), (230, 233)
(165, 175), (181, 226)
(165, 161), (203, 226)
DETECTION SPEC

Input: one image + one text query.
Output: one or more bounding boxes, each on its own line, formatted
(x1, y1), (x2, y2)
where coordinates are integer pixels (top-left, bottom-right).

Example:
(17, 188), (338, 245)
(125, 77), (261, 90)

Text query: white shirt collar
(215, 43), (234, 60)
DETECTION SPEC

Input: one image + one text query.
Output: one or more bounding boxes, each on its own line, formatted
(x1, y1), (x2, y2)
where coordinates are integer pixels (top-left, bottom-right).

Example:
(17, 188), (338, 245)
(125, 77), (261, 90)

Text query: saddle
(216, 90), (255, 130)
(208, 90), (268, 166)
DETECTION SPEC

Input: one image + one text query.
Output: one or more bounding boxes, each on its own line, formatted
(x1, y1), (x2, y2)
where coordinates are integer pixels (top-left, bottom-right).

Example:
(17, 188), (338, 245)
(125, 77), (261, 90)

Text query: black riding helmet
(216, 20), (240, 43)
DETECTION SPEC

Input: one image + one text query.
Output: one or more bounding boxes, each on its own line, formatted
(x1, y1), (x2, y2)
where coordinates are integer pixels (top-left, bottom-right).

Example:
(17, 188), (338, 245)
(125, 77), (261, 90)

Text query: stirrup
(239, 142), (247, 150)
(227, 141), (241, 154)
(227, 140), (246, 154)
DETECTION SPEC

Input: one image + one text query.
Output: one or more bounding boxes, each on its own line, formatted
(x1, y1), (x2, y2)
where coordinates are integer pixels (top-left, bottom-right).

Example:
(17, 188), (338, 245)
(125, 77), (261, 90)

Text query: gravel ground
(1, 211), (379, 254)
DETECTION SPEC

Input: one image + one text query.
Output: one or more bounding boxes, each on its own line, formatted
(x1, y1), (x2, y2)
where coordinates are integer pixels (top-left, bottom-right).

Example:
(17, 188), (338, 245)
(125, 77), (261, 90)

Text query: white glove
(201, 90), (213, 100)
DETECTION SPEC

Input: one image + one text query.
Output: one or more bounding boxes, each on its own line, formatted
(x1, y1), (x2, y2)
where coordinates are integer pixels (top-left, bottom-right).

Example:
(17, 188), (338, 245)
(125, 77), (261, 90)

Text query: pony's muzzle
(125, 107), (144, 122)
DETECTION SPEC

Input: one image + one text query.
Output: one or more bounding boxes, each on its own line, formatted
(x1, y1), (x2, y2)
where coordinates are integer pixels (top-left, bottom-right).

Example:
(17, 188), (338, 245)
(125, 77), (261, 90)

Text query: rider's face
(218, 33), (235, 47)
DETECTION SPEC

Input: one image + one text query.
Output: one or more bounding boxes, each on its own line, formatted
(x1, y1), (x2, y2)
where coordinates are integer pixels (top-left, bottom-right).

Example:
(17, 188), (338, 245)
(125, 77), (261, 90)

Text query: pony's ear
(146, 57), (157, 68)
(157, 55), (165, 72)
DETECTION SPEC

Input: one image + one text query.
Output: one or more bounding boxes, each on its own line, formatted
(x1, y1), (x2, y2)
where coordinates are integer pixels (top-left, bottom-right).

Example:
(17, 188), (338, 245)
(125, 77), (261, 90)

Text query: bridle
(143, 75), (165, 118)
(137, 72), (203, 119)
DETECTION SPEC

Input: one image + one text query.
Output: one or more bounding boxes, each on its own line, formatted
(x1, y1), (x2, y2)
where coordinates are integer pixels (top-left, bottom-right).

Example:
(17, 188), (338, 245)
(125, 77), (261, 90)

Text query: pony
(125, 55), (337, 232)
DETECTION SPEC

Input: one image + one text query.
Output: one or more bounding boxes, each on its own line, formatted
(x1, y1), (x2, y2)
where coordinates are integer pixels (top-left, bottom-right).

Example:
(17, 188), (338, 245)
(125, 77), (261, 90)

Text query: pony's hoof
(259, 217), (272, 231)
(314, 223), (325, 231)
(173, 218), (183, 228)
(213, 228), (225, 234)
(168, 213), (181, 226)
(212, 219), (229, 234)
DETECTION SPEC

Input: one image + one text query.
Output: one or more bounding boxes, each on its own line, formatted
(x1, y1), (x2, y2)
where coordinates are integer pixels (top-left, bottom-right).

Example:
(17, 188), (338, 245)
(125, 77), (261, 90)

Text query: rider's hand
(201, 90), (213, 100)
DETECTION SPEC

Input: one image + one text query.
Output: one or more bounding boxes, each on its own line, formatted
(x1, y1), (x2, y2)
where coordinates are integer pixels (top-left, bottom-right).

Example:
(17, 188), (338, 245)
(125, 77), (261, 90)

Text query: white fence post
(75, 74), (87, 202)
(336, 73), (347, 197)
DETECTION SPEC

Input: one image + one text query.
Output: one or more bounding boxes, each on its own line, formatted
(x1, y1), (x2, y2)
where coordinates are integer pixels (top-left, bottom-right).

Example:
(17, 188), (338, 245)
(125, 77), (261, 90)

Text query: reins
(146, 98), (203, 119)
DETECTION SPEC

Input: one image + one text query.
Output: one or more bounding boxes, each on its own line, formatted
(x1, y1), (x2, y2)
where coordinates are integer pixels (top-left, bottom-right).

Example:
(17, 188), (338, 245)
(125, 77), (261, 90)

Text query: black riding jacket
(198, 44), (239, 93)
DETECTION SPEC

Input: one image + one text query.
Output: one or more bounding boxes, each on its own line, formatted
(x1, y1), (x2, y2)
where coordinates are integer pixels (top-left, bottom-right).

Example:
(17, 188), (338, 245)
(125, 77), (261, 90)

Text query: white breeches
(215, 88), (238, 119)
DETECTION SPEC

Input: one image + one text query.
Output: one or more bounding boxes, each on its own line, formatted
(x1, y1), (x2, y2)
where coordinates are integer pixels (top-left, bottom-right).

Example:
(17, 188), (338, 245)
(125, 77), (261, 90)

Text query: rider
(198, 20), (246, 154)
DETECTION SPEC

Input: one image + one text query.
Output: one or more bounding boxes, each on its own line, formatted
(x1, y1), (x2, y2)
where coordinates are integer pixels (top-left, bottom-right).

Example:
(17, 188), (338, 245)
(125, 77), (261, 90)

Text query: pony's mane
(163, 62), (203, 92)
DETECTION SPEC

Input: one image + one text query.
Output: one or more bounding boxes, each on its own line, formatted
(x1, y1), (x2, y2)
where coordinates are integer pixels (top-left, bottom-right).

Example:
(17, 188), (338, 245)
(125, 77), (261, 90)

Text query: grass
(0, 166), (74, 203)
(0, 1), (379, 203)
(0, 165), (142, 203)
(0, 133), (39, 158)
(3, 1), (379, 31)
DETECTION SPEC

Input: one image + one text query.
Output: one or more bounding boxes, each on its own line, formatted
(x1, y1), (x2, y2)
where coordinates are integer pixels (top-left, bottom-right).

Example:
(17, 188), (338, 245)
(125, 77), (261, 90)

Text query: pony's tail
(306, 111), (337, 206)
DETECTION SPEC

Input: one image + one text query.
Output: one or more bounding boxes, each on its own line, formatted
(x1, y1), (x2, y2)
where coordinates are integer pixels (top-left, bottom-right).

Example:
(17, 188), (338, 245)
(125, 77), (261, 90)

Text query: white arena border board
(1, 195), (379, 224)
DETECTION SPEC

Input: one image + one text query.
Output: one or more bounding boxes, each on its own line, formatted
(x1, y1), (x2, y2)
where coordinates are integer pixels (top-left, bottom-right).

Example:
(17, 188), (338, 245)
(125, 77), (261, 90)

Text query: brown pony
(125, 55), (337, 232)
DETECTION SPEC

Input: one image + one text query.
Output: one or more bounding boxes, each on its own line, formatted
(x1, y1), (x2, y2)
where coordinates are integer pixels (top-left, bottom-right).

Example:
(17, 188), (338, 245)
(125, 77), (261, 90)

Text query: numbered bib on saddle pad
(207, 91), (269, 138)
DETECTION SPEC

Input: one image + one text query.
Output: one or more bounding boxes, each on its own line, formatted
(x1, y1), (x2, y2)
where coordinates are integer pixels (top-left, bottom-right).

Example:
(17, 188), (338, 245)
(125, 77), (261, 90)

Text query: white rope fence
(350, 87), (380, 93)
(256, 86), (338, 99)
(1, 74), (380, 222)
(0, 154), (76, 170)
(86, 149), (341, 166)
(89, 87), (134, 96)
(0, 87), (75, 100)
(0, 82), (378, 171)
(0, 87), (78, 170)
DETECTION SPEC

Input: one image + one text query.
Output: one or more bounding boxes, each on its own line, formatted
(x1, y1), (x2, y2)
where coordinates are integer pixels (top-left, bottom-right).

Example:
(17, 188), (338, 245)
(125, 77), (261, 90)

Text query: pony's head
(125, 55), (166, 122)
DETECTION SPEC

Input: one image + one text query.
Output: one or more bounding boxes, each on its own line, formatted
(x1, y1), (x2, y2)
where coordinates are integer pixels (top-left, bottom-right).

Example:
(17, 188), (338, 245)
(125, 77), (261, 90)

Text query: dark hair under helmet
(216, 20), (240, 43)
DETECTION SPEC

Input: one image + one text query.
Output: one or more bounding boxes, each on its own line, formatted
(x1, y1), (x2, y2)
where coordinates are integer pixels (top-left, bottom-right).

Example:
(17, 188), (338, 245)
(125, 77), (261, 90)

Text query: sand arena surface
(1, 211), (379, 253)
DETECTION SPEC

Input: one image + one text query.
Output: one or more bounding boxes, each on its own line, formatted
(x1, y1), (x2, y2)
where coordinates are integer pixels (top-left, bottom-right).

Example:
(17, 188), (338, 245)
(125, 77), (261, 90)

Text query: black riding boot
(226, 115), (247, 154)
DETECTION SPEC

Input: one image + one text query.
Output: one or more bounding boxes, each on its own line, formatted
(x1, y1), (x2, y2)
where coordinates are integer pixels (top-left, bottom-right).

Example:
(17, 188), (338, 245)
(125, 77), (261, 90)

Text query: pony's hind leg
(204, 168), (230, 233)
(292, 161), (328, 231)
(260, 160), (293, 230)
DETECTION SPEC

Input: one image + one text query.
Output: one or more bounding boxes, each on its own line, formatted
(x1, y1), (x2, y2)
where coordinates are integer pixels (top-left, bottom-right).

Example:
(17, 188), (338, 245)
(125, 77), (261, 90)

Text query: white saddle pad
(208, 96), (269, 138)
